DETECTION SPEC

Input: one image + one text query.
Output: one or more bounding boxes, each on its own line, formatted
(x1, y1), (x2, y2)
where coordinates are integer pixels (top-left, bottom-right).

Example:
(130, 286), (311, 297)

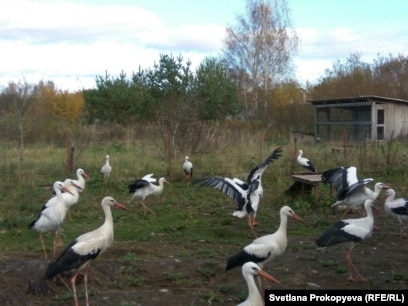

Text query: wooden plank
(291, 174), (323, 202)
(291, 174), (322, 185)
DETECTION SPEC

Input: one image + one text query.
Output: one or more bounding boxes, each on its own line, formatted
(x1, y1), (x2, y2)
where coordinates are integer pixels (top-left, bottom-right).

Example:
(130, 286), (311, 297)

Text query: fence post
(66, 131), (74, 177)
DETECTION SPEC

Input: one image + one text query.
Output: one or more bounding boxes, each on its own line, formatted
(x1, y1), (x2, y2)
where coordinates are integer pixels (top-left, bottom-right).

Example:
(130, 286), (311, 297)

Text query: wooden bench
(291, 174), (323, 202)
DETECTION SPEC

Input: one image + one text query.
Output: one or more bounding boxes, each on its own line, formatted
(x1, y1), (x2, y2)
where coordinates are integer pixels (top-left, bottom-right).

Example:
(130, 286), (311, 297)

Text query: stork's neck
(77, 174), (85, 188)
(278, 214), (289, 233)
(158, 179), (165, 190)
(364, 205), (374, 221)
(372, 185), (382, 198)
(102, 205), (114, 229)
(55, 187), (64, 202)
(243, 274), (262, 305)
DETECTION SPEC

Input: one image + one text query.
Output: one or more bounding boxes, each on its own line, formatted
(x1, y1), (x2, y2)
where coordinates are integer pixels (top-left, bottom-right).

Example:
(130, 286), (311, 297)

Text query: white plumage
(238, 262), (281, 306)
(101, 155), (112, 181)
(43, 196), (128, 306)
(63, 179), (81, 206)
(73, 168), (90, 192)
(321, 166), (387, 217)
(193, 147), (282, 231)
(29, 181), (74, 258)
(382, 188), (408, 237)
(183, 155), (193, 184)
(316, 199), (375, 282)
(296, 149), (316, 172)
(194, 175), (251, 224)
(128, 173), (170, 215)
(226, 206), (303, 271)
(49, 178), (82, 222)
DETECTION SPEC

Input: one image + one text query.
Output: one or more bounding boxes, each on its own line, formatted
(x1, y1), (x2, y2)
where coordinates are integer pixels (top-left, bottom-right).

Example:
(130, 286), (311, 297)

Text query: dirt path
(1, 214), (408, 306)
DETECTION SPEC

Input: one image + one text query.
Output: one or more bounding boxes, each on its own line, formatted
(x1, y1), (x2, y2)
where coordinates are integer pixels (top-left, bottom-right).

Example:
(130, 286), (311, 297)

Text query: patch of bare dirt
(1, 213), (408, 306)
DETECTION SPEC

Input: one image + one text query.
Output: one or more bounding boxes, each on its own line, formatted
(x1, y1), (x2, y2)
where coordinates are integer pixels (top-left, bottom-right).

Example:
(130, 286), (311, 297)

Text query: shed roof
(308, 95), (408, 105)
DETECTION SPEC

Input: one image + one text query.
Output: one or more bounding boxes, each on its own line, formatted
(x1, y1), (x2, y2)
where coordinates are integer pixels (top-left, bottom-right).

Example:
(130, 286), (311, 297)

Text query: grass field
(1, 138), (408, 305)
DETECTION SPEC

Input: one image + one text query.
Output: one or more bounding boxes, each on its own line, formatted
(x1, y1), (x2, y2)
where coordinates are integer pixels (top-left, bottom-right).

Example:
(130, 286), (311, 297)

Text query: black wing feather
(321, 167), (353, 200)
(247, 147), (282, 182)
(44, 239), (101, 279)
(316, 221), (362, 247)
(305, 161), (316, 172)
(391, 200), (408, 215)
(128, 179), (149, 193)
(192, 177), (246, 208)
(225, 249), (268, 271)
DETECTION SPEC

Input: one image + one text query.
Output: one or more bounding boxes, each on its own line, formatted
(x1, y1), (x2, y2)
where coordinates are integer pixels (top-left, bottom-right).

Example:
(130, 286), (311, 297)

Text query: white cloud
(0, 1), (161, 43)
(1, 0), (407, 92)
(0, 0), (227, 91)
(295, 24), (408, 83)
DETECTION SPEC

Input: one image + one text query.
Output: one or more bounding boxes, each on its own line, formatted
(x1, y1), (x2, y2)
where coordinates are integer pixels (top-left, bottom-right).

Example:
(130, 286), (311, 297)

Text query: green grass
(1, 138), (408, 306)
(1, 139), (408, 255)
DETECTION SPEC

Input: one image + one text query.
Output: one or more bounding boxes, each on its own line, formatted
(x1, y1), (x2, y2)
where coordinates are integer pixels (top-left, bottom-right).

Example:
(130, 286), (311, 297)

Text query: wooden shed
(308, 95), (408, 141)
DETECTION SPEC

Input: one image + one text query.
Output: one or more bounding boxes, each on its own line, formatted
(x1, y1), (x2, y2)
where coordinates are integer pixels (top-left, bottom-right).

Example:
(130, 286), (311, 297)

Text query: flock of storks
(27, 148), (407, 306)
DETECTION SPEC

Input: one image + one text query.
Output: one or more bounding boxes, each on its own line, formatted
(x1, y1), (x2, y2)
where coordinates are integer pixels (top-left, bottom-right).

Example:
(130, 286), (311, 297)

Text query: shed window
(377, 109), (384, 124)
(377, 126), (384, 140)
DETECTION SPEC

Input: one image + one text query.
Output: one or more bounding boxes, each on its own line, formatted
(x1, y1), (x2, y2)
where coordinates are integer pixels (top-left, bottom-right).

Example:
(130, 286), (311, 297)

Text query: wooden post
(343, 130), (347, 164)
(66, 131), (74, 177)
(167, 128), (172, 180)
(69, 147), (74, 176)
(293, 137), (298, 174)
(259, 131), (263, 162)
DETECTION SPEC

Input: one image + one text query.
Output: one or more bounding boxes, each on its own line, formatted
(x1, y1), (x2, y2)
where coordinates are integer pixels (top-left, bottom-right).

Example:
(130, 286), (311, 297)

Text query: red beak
(114, 202), (130, 211)
(258, 269), (281, 285)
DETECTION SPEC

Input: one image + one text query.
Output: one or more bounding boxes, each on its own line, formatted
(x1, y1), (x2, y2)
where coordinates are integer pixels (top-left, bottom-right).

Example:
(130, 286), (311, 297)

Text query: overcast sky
(1, 0), (407, 92)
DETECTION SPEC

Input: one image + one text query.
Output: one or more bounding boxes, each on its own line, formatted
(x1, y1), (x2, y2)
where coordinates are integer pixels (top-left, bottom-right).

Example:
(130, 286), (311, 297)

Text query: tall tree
(145, 54), (195, 158)
(373, 54), (408, 99)
(0, 80), (38, 165)
(83, 71), (143, 125)
(194, 57), (241, 120)
(221, 0), (298, 118)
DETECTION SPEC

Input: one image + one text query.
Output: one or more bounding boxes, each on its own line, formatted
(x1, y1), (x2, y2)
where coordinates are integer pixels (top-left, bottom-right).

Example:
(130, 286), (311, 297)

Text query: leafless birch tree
(221, 0), (298, 118)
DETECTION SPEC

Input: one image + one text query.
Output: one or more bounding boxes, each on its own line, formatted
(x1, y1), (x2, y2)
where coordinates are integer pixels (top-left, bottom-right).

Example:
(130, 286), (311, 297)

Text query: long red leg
(141, 200), (156, 215)
(346, 248), (367, 282)
(248, 215), (258, 237)
(84, 265), (90, 306)
(53, 232), (58, 257)
(341, 207), (351, 219)
(70, 269), (81, 306)
(39, 234), (48, 259)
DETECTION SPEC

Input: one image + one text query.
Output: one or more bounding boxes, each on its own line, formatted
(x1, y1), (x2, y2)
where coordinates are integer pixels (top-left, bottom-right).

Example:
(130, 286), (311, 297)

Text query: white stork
(238, 262), (281, 306)
(296, 149), (316, 172)
(49, 179), (82, 222)
(49, 179), (82, 207)
(321, 166), (388, 218)
(194, 176), (251, 226)
(73, 168), (90, 192)
(29, 181), (74, 258)
(101, 154), (112, 181)
(128, 173), (171, 215)
(182, 156), (193, 185)
(316, 198), (375, 282)
(381, 188), (408, 237)
(193, 147), (282, 231)
(226, 206), (303, 271)
(43, 196), (129, 306)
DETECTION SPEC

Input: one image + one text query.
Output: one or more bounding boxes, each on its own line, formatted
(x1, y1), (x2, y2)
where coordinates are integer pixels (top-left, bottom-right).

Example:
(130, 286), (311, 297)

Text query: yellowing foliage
(34, 83), (84, 125)
(52, 91), (84, 124)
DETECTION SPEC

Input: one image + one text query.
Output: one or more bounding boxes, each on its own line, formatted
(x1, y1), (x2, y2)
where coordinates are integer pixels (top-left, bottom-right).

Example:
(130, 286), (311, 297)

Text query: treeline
(1, 53), (408, 155)
(310, 53), (408, 100)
